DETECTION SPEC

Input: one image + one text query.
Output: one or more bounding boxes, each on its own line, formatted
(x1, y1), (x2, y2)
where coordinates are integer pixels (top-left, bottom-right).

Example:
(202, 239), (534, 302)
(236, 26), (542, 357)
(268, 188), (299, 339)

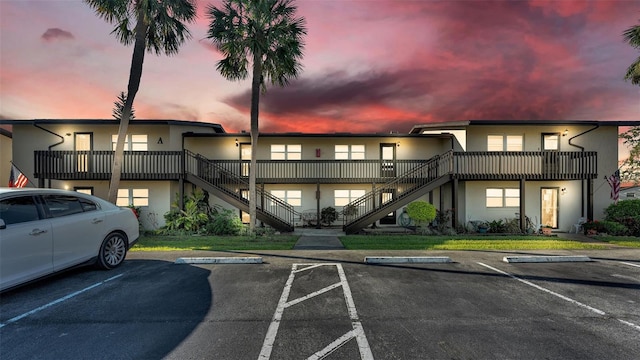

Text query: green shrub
(603, 200), (640, 236)
(406, 201), (436, 227)
(488, 219), (505, 233)
(434, 209), (452, 231)
(321, 207), (338, 226)
(602, 221), (629, 236)
(206, 209), (244, 235)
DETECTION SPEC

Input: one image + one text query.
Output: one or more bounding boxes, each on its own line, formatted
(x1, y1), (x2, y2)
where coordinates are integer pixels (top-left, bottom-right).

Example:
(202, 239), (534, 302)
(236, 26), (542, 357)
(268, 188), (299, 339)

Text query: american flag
(8, 164), (28, 188)
(605, 170), (621, 204)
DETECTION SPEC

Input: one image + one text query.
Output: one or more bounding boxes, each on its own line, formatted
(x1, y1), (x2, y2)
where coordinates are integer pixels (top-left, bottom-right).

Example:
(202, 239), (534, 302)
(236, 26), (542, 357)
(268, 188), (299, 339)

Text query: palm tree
(622, 22), (640, 184)
(623, 23), (640, 85)
(206, 0), (306, 233)
(112, 91), (135, 121)
(84, 0), (196, 204)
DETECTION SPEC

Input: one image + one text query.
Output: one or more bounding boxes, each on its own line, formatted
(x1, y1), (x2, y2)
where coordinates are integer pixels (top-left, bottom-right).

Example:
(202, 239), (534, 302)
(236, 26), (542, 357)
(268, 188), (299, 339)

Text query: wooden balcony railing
(34, 150), (598, 182)
(453, 151), (597, 180)
(34, 150), (182, 180)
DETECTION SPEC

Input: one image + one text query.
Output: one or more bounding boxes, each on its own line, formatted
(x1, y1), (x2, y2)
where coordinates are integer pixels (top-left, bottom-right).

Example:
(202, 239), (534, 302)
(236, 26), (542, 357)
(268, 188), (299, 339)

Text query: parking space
(0, 249), (638, 359)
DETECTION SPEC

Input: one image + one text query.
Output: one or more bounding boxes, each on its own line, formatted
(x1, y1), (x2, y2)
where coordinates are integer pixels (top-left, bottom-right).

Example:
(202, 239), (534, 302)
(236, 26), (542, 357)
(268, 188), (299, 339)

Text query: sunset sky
(1, 0), (639, 134)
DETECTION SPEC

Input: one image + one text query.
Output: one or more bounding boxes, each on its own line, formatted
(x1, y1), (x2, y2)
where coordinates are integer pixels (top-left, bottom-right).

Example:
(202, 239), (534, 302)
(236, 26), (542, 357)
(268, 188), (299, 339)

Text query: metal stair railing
(184, 150), (295, 230)
(343, 151), (453, 229)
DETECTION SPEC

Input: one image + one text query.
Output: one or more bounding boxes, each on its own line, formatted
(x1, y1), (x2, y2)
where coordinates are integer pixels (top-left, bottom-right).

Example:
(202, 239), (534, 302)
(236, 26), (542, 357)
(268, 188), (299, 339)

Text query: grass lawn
(339, 235), (609, 250)
(131, 235), (299, 251)
(130, 233), (618, 251)
(595, 235), (640, 248)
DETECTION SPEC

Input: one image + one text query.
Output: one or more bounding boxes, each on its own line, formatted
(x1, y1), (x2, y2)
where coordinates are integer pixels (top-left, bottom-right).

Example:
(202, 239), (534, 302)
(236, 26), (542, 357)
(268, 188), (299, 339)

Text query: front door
(240, 143), (251, 177)
(541, 188), (558, 228)
(380, 144), (396, 178)
(380, 190), (396, 224)
(542, 133), (559, 174)
(75, 133), (92, 172)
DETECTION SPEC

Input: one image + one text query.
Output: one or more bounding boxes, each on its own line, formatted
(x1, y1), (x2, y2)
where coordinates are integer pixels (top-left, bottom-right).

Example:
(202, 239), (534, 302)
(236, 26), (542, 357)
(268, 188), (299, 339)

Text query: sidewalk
(292, 226), (345, 250)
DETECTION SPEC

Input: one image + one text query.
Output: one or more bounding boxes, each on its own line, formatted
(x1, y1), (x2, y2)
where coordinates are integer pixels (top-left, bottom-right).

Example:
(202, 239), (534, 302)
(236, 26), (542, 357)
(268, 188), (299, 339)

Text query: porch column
(587, 179), (594, 221)
(452, 179), (458, 229)
(316, 182), (321, 229)
(519, 178), (526, 232)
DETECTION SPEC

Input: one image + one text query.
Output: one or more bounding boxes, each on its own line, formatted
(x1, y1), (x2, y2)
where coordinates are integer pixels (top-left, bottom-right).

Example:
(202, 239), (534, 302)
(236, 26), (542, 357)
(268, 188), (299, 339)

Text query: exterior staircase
(184, 151), (295, 232)
(343, 151), (454, 234)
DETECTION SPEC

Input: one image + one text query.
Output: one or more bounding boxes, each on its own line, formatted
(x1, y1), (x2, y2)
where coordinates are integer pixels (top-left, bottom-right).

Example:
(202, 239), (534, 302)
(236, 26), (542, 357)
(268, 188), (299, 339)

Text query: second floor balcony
(34, 150), (598, 183)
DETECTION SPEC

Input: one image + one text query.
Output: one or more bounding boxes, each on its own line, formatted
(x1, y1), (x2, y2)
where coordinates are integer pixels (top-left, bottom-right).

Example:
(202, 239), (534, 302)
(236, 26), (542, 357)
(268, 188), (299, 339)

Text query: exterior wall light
(235, 139), (239, 147)
(562, 129), (568, 137)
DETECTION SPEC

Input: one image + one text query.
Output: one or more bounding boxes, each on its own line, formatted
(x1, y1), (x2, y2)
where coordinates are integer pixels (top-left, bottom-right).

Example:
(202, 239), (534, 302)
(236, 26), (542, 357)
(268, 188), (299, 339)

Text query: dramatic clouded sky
(1, 0), (639, 133)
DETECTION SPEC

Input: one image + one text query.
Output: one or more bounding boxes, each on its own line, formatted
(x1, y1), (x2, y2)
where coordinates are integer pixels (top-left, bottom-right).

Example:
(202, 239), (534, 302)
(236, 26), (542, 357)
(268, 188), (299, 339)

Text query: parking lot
(1, 248), (639, 359)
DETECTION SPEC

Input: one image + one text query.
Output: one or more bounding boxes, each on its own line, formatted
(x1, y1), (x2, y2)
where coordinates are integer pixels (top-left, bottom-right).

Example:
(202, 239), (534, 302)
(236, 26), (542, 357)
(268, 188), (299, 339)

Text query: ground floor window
(334, 189), (366, 207)
(486, 188), (519, 208)
(271, 190), (302, 207)
(117, 188), (149, 207)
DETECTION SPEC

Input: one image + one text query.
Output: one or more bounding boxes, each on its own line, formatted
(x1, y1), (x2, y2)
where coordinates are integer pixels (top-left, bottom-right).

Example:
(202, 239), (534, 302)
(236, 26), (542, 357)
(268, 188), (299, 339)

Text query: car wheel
(98, 232), (128, 269)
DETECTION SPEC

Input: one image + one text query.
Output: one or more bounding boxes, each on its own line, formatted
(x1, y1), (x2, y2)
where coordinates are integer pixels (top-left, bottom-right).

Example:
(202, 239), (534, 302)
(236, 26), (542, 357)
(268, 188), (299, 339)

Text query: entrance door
(240, 143), (251, 177)
(541, 188), (558, 228)
(542, 133), (559, 174)
(380, 190), (396, 224)
(75, 133), (92, 172)
(380, 144), (396, 178)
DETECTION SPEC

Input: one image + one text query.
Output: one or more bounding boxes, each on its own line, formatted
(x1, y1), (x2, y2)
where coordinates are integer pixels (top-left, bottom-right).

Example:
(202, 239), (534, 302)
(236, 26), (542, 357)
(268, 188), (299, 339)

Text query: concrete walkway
(292, 227), (345, 250)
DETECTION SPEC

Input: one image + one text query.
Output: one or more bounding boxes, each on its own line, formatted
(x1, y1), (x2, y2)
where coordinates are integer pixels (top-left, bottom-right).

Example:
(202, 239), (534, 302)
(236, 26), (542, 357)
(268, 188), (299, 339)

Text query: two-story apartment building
(1, 118), (636, 234)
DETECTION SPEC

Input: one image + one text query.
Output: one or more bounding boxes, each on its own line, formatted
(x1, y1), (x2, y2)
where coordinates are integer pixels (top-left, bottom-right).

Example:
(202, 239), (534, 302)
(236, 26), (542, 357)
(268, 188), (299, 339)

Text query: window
(43, 195), (85, 218)
(0, 196), (40, 225)
(271, 144), (301, 160)
(112, 134), (148, 151)
(335, 145), (365, 160)
(334, 189), (366, 207)
(487, 135), (523, 151)
(271, 190), (301, 207)
(74, 187), (94, 195)
(486, 188), (520, 208)
(116, 188), (149, 207)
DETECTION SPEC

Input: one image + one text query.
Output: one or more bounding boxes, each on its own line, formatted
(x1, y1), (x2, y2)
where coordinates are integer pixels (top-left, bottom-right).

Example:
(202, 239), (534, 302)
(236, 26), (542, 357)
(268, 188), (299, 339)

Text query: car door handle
(29, 228), (48, 236)
(92, 218), (103, 224)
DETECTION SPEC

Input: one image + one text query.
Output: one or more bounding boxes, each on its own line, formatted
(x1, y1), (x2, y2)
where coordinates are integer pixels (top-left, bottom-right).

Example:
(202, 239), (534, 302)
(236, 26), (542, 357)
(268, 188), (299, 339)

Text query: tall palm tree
(622, 22), (640, 184)
(84, 0), (196, 204)
(623, 23), (640, 85)
(206, 0), (306, 233)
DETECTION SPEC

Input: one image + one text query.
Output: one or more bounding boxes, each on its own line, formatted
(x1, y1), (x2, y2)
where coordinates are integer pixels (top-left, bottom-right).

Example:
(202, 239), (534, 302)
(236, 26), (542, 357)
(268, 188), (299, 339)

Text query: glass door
(380, 144), (396, 178)
(542, 133), (559, 174)
(75, 133), (92, 172)
(380, 190), (396, 224)
(240, 143), (251, 177)
(541, 188), (558, 228)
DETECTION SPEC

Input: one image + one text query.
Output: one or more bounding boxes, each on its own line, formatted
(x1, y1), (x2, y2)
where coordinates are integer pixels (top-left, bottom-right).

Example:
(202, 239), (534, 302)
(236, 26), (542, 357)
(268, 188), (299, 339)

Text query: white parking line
(477, 262), (640, 332)
(0, 273), (123, 329)
(258, 263), (373, 360)
(619, 261), (640, 269)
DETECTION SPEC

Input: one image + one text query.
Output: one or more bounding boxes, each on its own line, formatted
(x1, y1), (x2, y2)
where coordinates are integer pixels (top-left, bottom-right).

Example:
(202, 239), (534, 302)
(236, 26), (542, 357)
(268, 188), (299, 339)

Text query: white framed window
(486, 188), (520, 208)
(112, 134), (148, 151)
(334, 189), (366, 207)
(271, 190), (301, 207)
(487, 135), (523, 151)
(335, 145), (365, 160)
(271, 144), (301, 160)
(117, 188), (149, 207)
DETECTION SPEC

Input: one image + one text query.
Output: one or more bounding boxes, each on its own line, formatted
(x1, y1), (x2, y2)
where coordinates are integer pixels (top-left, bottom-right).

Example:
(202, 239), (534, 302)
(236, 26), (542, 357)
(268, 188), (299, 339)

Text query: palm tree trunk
(249, 53), (262, 233)
(107, 14), (148, 204)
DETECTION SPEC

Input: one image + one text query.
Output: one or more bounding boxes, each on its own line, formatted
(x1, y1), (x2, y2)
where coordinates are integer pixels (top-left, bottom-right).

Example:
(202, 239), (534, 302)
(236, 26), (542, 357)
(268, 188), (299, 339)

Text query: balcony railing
(34, 150), (598, 182)
(34, 150), (182, 180)
(453, 151), (597, 180)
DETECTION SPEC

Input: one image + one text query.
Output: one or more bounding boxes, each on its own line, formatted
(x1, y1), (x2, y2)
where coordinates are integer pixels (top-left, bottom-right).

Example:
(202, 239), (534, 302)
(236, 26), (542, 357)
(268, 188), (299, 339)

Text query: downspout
(567, 124), (599, 217)
(34, 122), (65, 188)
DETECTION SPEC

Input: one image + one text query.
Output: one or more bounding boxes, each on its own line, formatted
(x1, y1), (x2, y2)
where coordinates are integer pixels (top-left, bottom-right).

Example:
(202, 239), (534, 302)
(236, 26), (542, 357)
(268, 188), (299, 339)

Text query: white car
(0, 188), (139, 292)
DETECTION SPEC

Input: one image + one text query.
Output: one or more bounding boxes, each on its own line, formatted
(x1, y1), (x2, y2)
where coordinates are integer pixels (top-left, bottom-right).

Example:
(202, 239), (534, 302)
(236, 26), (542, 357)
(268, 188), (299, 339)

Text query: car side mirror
(0, 219), (6, 230)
